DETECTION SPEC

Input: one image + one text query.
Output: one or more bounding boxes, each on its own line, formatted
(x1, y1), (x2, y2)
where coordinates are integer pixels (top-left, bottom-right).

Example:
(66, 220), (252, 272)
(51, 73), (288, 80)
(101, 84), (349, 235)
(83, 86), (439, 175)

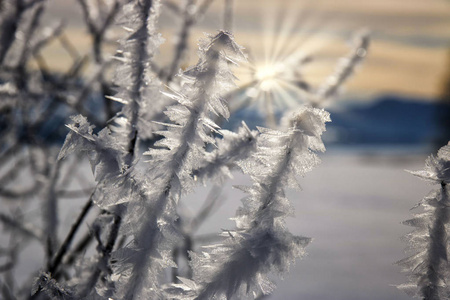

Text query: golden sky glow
(42, 0), (450, 100)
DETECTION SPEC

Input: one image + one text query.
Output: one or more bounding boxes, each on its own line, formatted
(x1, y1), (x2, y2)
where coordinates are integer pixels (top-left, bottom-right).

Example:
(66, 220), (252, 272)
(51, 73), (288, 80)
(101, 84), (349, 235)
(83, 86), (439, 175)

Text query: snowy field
(184, 150), (432, 300)
(3, 149), (433, 299)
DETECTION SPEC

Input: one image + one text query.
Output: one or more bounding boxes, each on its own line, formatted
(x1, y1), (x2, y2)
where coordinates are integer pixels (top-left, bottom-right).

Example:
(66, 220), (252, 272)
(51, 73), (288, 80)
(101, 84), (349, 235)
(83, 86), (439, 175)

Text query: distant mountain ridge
(227, 94), (450, 148)
(7, 93), (448, 149)
(326, 95), (449, 146)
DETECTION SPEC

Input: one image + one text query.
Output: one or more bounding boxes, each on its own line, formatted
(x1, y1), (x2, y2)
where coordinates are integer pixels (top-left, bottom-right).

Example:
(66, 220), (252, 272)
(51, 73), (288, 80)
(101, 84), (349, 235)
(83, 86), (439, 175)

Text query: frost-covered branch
(0, 0), (26, 65)
(314, 30), (370, 105)
(47, 193), (94, 275)
(0, 212), (43, 242)
(193, 122), (259, 182)
(32, 273), (76, 300)
(192, 122), (259, 183)
(167, 106), (330, 299)
(77, 0), (121, 63)
(397, 143), (450, 300)
(41, 156), (62, 266)
(164, 0), (216, 83)
(113, 31), (246, 300)
(109, 0), (165, 162)
(223, 0), (233, 32)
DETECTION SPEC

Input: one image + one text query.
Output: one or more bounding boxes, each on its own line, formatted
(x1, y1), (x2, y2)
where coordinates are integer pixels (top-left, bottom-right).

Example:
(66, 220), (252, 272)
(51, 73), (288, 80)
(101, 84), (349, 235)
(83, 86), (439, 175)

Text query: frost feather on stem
(192, 122), (259, 184)
(112, 31), (246, 300)
(397, 143), (450, 300)
(109, 0), (165, 160)
(166, 106), (330, 299)
(314, 30), (370, 105)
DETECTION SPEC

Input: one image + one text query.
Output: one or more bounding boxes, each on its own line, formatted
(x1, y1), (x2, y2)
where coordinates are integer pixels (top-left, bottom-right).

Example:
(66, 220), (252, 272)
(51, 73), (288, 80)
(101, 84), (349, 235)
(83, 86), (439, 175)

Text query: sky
(44, 0), (450, 100)
(200, 0), (450, 99)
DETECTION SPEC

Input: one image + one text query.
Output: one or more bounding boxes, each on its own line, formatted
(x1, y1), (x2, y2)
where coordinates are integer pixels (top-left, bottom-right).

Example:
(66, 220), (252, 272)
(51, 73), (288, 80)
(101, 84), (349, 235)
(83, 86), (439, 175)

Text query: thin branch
(61, 231), (94, 269)
(223, 0), (233, 31)
(189, 185), (224, 233)
(164, 0), (216, 83)
(0, 213), (43, 242)
(0, 0), (25, 65)
(164, 0), (181, 15)
(196, 0), (215, 19)
(0, 157), (28, 188)
(77, 0), (98, 36)
(30, 21), (64, 57)
(56, 188), (94, 199)
(42, 156), (63, 265)
(16, 2), (46, 71)
(58, 33), (81, 61)
(79, 211), (121, 297)
(47, 193), (94, 274)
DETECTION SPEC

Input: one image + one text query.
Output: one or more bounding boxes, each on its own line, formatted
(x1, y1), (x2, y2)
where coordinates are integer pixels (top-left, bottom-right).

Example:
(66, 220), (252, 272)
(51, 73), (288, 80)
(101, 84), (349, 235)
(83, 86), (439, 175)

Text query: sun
(226, 1), (329, 127)
(254, 63), (284, 91)
(227, 0), (368, 129)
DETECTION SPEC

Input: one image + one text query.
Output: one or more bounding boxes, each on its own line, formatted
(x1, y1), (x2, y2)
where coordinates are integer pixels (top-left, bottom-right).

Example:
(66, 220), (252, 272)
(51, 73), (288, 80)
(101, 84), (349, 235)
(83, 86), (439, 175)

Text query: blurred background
(42, 0), (450, 152)
(2, 0), (450, 299)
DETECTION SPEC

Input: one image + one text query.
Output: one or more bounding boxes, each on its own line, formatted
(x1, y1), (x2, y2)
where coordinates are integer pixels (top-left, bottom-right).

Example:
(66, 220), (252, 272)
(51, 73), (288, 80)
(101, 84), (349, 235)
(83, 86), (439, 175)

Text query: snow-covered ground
(185, 150), (432, 300)
(2, 150), (433, 299)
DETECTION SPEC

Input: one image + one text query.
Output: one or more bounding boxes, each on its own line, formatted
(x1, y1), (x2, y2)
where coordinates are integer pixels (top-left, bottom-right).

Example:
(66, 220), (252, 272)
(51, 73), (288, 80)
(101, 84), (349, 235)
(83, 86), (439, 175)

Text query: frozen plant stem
(165, 0), (215, 83)
(170, 107), (330, 299)
(48, 193), (94, 275)
(0, 0), (25, 65)
(422, 182), (448, 300)
(315, 31), (370, 105)
(125, 0), (153, 162)
(223, 0), (233, 32)
(166, 0), (195, 83)
(192, 122), (259, 183)
(120, 31), (245, 299)
(79, 213), (122, 298)
(398, 143), (450, 300)
(31, 192), (94, 299)
(41, 155), (62, 266)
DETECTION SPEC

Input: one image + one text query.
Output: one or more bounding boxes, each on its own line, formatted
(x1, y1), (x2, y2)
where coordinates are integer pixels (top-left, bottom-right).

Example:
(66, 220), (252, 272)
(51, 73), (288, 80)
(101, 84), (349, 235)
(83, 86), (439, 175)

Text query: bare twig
(0, 0), (25, 65)
(223, 0), (233, 31)
(47, 193), (94, 274)
(0, 212), (43, 242)
(315, 31), (370, 104)
(189, 185), (225, 232)
(42, 156), (63, 264)
(62, 231), (94, 269)
(79, 211), (121, 297)
(58, 33), (81, 61)
(164, 0), (216, 83)
(164, 0), (181, 15)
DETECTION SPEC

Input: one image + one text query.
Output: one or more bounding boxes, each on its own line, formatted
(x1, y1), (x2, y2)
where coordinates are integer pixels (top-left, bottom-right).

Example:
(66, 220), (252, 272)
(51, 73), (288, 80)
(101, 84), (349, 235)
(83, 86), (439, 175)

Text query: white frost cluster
(398, 142), (450, 300)
(109, 0), (165, 157)
(408, 143), (450, 185)
(49, 5), (333, 296)
(193, 122), (259, 183)
(166, 106), (330, 299)
(111, 31), (247, 300)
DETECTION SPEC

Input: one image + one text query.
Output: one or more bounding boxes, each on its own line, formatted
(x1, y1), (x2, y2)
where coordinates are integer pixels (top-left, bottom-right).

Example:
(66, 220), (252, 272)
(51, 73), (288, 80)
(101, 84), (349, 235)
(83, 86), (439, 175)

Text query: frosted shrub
(166, 107), (330, 299)
(0, 1), (370, 299)
(398, 143), (450, 300)
(32, 10), (332, 300)
(33, 30), (330, 300)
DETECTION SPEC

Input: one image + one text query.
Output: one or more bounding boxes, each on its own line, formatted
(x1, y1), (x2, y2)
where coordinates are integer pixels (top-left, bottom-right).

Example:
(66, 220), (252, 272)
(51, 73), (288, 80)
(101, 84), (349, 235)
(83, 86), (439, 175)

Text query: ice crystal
(398, 143), (450, 300)
(167, 106), (330, 299)
(113, 31), (246, 300)
(408, 143), (450, 184)
(193, 122), (259, 183)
